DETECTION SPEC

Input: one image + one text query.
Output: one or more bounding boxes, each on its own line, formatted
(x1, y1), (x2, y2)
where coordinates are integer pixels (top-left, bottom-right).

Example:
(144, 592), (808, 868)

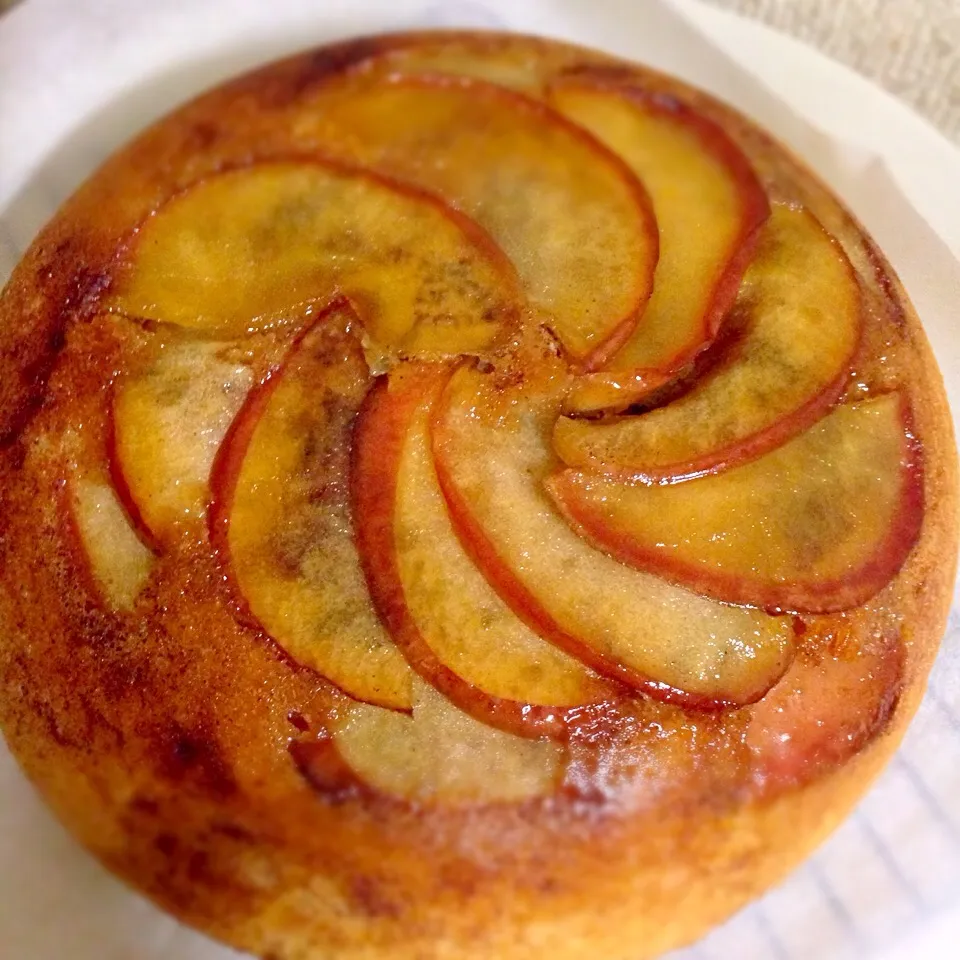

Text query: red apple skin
(651, 93), (769, 372)
(104, 392), (164, 556)
(556, 303), (864, 488)
(624, 87), (769, 374)
(429, 381), (764, 713)
(351, 367), (623, 740)
(207, 298), (394, 698)
(547, 393), (924, 615)
(289, 736), (381, 807)
(636, 351), (860, 487)
(668, 304), (862, 488)
(208, 296), (355, 558)
(319, 153), (525, 348)
(289, 729), (568, 808)
(555, 205), (867, 485)
(745, 623), (904, 796)
(207, 374), (285, 606)
(551, 77), (770, 392)
(308, 71), (659, 372)
(408, 72), (661, 374)
(109, 154), (525, 351)
(576, 308), (648, 375)
(562, 310), (747, 418)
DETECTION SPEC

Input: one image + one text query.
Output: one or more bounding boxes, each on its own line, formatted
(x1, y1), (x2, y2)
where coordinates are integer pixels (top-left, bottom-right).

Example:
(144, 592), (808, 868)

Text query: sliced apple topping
(330, 679), (564, 805)
(303, 74), (658, 365)
(554, 204), (863, 480)
(110, 340), (253, 547)
(549, 79), (769, 413)
(107, 160), (521, 351)
(68, 477), (155, 611)
(746, 625), (903, 794)
(209, 303), (413, 710)
(352, 365), (616, 739)
(76, 56), (922, 812)
(432, 363), (793, 707)
(549, 393), (922, 614)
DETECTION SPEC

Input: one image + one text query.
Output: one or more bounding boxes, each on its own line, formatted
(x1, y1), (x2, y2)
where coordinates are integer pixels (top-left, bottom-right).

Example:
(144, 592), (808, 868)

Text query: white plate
(675, 0), (960, 258)
(1, 2), (959, 959)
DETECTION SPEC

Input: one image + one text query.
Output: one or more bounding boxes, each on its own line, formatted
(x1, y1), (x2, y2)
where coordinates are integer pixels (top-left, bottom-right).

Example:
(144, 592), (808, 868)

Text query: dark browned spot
(153, 721), (237, 799)
(438, 861), (480, 899)
(34, 698), (76, 748)
(129, 795), (160, 816)
(556, 62), (636, 85)
(348, 874), (403, 919)
(287, 709), (310, 732)
(155, 833), (178, 857)
(188, 121), (220, 151)
(2, 260), (110, 447)
(261, 37), (392, 108)
(303, 37), (390, 84)
(77, 693), (126, 749)
(211, 820), (256, 844)
(863, 239), (907, 330)
(187, 849), (213, 885)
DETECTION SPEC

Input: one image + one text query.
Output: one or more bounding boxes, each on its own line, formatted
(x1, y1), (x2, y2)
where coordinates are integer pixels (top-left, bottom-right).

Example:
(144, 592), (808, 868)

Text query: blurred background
(1, 0), (957, 142)
(705, 0), (960, 143)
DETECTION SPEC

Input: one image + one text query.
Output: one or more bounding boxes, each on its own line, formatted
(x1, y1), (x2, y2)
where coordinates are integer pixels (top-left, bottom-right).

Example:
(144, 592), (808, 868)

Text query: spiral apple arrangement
(66, 44), (919, 806)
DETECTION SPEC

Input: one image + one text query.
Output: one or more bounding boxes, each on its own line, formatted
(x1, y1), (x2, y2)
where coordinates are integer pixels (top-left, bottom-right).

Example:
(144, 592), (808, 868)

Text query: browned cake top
(0, 30), (955, 960)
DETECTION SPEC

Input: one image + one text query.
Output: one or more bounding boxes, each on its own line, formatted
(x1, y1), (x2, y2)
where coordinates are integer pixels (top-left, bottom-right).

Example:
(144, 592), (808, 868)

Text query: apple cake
(0, 30), (956, 960)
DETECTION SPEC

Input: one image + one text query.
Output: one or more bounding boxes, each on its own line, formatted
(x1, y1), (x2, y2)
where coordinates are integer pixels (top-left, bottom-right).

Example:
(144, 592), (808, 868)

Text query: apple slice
(110, 340), (253, 547)
(107, 160), (521, 352)
(746, 625), (903, 795)
(352, 366), (617, 740)
(554, 204), (863, 481)
(303, 679), (564, 805)
(67, 476), (155, 611)
(304, 74), (658, 366)
(432, 363), (793, 707)
(548, 393), (922, 614)
(209, 302), (413, 711)
(549, 78), (769, 413)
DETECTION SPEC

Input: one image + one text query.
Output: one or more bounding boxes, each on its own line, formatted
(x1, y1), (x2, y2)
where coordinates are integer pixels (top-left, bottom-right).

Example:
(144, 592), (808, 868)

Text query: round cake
(0, 30), (956, 960)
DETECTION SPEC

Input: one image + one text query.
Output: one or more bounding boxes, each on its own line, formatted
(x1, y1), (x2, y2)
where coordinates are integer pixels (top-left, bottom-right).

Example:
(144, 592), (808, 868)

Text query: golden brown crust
(0, 31), (956, 960)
